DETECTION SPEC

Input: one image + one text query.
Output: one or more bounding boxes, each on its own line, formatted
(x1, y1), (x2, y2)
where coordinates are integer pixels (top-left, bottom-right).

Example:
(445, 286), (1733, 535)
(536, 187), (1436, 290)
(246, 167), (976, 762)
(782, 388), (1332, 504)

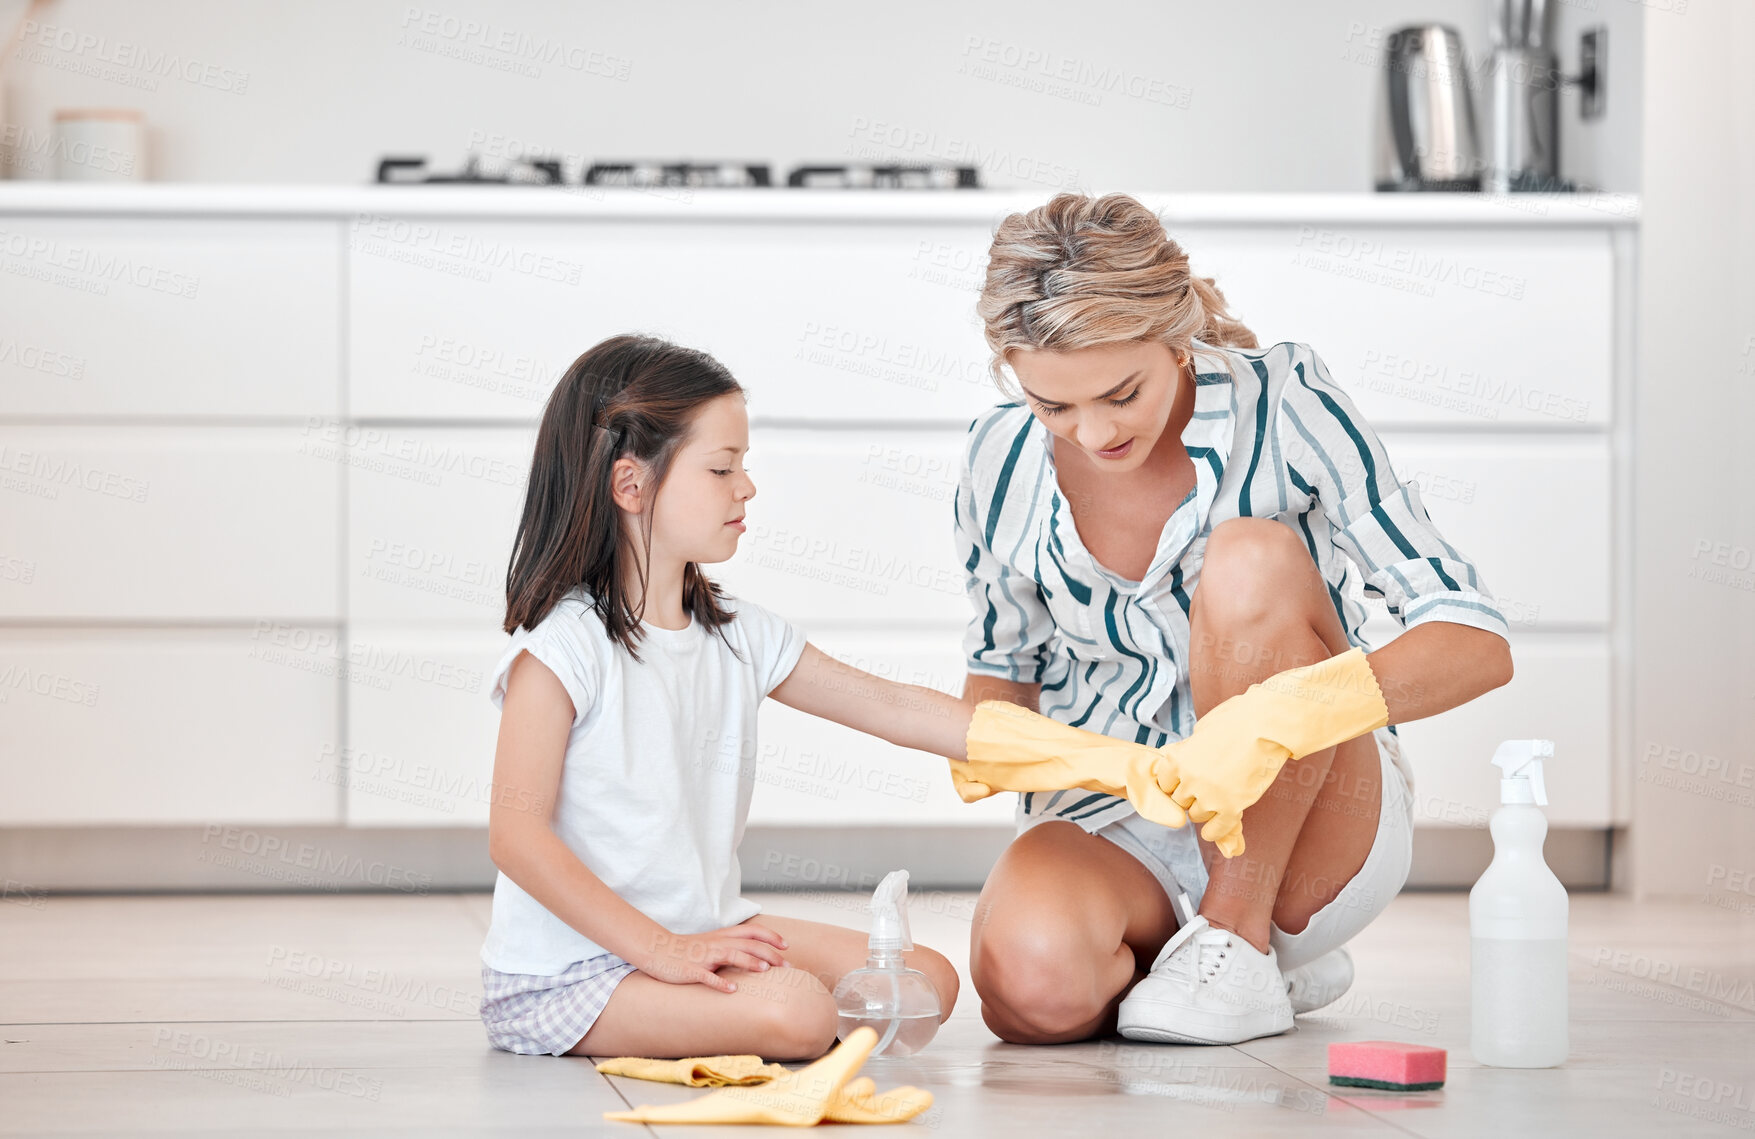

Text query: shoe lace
(1154, 913), (1236, 995)
(1186, 928), (1234, 991)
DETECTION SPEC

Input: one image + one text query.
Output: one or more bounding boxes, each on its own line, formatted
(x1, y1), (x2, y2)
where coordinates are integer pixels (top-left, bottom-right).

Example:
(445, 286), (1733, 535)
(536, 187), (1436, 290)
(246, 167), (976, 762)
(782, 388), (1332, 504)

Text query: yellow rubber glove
(1154, 646), (1390, 858)
(602, 1026), (932, 1125)
(950, 700), (1190, 830)
(594, 1054), (792, 1087)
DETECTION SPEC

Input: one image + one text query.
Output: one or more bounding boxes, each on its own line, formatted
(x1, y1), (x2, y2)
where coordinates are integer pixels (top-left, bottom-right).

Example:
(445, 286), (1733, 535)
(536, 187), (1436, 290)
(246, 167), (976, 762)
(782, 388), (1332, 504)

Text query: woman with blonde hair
(951, 192), (1513, 1045)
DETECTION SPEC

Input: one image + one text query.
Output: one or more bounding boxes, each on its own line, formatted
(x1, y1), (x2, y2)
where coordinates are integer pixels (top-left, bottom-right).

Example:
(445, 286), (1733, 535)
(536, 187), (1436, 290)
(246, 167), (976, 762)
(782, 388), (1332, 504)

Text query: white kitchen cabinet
(342, 627), (509, 826)
(0, 627), (341, 825)
(0, 426), (338, 620)
(1372, 434), (1611, 628)
(347, 219), (1003, 423)
(1176, 225), (1613, 429)
(712, 427), (968, 628)
(1387, 630), (1613, 827)
(705, 429), (1608, 632)
(344, 426), (532, 626)
(343, 624), (1012, 829)
(0, 187), (1635, 857)
(0, 218), (341, 418)
(747, 629), (1014, 826)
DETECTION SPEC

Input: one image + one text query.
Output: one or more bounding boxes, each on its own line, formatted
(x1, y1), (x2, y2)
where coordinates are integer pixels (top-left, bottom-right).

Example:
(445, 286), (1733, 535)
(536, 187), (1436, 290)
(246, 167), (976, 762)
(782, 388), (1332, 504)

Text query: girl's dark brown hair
(504, 334), (745, 660)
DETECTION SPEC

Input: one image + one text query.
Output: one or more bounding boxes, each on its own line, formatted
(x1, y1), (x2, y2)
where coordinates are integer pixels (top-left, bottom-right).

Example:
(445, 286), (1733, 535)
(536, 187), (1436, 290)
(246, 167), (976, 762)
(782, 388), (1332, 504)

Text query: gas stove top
(375, 156), (980, 189)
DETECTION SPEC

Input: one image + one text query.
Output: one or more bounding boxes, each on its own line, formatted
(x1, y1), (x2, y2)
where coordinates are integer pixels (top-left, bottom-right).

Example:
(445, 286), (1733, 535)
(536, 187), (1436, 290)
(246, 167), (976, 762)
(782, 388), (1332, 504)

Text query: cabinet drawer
(712, 428), (967, 628)
(0, 427), (338, 620)
(0, 627), (341, 824)
(1366, 434), (1610, 628)
(1176, 225), (1613, 428)
(1384, 630), (1613, 827)
(0, 218), (340, 418)
(747, 629), (1014, 826)
(340, 626), (1007, 829)
(348, 218), (1004, 422)
(345, 426), (531, 625)
(710, 430), (1606, 631)
(343, 628), (508, 826)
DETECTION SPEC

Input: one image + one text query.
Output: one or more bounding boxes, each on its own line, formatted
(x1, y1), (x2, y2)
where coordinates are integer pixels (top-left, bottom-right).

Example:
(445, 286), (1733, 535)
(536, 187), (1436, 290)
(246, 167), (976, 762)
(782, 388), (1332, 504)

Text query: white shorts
(1018, 726), (1414, 973)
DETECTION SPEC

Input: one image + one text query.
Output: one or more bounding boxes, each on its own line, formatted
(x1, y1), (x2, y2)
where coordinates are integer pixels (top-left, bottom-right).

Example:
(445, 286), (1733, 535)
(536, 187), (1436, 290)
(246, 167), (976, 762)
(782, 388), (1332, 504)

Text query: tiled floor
(3, 888), (1753, 1136)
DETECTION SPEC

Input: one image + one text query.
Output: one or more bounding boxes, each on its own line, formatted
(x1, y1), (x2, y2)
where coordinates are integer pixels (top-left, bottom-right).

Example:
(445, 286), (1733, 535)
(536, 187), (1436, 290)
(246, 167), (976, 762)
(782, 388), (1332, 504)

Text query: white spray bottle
(831, 870), (941, 1058)
(1469, 739), (1569, 1067)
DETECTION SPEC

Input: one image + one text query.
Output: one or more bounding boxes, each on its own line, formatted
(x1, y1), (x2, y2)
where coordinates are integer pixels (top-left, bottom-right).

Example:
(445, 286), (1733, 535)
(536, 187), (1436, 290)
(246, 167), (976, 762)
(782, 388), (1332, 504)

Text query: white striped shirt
(955, 337), (1509, 843)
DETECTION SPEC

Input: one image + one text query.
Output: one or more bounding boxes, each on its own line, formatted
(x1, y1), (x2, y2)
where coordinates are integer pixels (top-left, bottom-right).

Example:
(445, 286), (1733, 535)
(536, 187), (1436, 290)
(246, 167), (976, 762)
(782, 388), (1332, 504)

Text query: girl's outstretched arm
(772, 646), (1191, 825)
(767, 642), (974, 759)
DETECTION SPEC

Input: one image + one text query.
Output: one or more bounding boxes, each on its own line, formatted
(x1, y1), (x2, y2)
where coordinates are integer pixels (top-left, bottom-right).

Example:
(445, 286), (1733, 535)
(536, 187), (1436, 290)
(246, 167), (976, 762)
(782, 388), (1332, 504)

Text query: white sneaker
(1285, 947), (1355, 1015)
(1117, 899), (1294, 1046)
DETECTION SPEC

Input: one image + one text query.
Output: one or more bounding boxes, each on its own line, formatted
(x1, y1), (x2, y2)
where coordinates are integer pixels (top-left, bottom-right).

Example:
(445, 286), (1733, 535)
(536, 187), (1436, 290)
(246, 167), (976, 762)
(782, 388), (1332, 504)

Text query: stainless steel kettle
(1373, 24), (1483, 191)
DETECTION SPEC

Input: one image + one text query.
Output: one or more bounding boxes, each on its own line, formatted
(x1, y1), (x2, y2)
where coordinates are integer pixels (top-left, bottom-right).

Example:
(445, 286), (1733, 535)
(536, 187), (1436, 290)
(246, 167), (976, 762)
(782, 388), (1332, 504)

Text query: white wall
(0, 0), (1637, 191)
(1553, 0), (1647, 192)
(1631, 0), (1754, 894)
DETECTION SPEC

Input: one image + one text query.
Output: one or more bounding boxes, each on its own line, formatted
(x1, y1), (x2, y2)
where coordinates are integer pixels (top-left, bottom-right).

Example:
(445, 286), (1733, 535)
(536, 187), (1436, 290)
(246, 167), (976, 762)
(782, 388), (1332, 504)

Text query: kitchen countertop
(0, 184), (1640, 225)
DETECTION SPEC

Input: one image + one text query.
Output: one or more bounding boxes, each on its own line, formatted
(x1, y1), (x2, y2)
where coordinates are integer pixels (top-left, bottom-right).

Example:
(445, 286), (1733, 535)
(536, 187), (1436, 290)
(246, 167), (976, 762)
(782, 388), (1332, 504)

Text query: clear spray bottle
(832, 870), (942, 1058)
(1469, 739), (1569, 1067)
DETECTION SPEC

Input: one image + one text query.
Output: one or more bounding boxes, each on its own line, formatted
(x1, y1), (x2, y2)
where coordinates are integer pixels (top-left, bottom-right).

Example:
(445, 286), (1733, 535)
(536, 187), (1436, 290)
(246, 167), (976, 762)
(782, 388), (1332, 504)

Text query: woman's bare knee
(974, 923), (1096, 1016)
(967, 818), (1187, 1044)
(974, 924), (1117, 1041)
(969, 823), (1171, 1038)
(1194, 517), (1325, 636)
(980, 994), (1103, 1045)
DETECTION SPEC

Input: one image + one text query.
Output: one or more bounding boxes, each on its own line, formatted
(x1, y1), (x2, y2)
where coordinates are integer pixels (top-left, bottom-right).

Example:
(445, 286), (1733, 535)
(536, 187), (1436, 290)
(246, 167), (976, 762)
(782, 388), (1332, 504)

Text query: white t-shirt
(480, 586), (807, 976)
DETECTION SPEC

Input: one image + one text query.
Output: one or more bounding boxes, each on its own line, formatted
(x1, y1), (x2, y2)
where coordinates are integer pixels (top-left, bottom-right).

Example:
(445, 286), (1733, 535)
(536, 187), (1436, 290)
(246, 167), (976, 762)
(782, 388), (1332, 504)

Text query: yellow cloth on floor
(1154, 646), (1391, 857)
(594, 1054), (793, 1087)
(823, 1076), (935, 1124)
(602, 1026), (933, 1126)
(950, 700), (1190, 830)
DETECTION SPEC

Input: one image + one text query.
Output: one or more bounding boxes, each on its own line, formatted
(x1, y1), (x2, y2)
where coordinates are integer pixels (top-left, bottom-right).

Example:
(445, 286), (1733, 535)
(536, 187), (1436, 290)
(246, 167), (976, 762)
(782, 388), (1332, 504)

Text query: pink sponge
(1328, 1041), (1447, 1091)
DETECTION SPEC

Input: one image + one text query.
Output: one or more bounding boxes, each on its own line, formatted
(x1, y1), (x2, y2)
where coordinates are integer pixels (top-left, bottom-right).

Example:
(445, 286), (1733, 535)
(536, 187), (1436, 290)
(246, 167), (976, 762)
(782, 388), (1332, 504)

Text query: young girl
(477, 334), (984, 1061)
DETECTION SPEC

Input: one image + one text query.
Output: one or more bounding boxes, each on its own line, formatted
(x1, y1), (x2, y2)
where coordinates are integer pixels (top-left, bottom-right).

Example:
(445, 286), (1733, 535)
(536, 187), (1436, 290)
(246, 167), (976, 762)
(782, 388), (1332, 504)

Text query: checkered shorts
(480, 954), (640, 1056)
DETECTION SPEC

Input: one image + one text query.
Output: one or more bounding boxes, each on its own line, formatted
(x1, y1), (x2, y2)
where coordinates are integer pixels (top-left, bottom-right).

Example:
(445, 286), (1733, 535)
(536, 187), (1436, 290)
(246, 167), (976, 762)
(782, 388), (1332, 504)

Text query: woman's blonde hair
(976, 192), (1258, 394)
